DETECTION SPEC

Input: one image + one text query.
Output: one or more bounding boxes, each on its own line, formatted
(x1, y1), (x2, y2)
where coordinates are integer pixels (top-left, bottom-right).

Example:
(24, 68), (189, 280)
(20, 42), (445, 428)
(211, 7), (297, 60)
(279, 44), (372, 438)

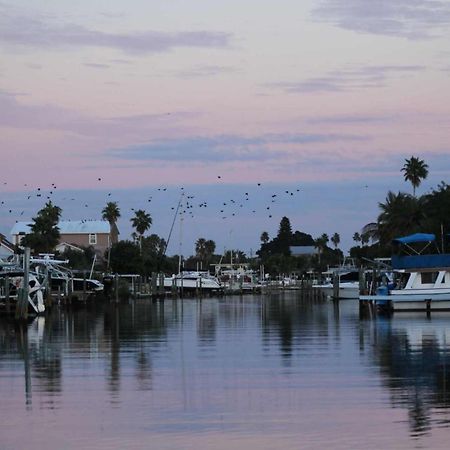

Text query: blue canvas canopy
(392, 233), (436, 244)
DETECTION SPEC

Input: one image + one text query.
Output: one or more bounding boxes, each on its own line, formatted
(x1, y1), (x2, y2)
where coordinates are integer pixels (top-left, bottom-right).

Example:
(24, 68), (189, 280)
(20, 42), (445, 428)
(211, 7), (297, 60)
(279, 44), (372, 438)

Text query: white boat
(163, 271), (223, 292)
(213, 263), (262, 292)
(313, 258), (360, 299)
(360, 233), (450, 311)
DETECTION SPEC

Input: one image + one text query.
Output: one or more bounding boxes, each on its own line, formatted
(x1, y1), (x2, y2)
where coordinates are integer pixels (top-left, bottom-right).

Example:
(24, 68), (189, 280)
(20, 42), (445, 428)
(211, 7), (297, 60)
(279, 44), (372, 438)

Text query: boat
(31, 254), (104, 300)
(163, 271), (223, 293)
(313, 258), (361, 299)
(0, 264), (45, 314)
(213, 263), (263, 293)
(360, 233), (450, 311)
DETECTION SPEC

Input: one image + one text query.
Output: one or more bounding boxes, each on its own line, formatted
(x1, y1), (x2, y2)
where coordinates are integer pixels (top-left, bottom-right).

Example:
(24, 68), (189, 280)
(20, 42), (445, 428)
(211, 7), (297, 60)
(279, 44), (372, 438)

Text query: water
(1, 292), (450, 449)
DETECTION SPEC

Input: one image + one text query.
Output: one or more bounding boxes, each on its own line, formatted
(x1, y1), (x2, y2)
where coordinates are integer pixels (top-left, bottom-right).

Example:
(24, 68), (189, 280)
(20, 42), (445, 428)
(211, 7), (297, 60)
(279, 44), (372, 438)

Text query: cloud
(270, 65), (425, 93)
(107, 133), (368, 163)
(83, 62), (111, 69)
(0, 5), (231, 54)
(312, 0), (450, 39)
(0, 90), (197, 138)
(176, 65), (237, 78)
(307, 113), (396, 125)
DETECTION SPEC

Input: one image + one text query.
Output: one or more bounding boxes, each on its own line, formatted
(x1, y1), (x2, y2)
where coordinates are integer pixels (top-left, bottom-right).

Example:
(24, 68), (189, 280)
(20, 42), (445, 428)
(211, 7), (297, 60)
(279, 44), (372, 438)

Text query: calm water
(1, 292), (450, 449)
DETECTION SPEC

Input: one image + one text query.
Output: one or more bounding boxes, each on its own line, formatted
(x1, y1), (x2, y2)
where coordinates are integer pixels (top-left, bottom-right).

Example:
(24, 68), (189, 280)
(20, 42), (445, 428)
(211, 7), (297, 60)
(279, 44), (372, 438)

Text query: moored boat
(313, 257), (360, 299)
(163, 271), (223, 293)
(360, 233), (450, 311)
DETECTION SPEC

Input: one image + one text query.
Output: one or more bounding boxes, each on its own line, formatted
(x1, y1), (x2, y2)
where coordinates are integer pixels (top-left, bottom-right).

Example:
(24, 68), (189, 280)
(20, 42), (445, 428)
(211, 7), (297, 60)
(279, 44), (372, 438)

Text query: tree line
(17, 155), (444, 277)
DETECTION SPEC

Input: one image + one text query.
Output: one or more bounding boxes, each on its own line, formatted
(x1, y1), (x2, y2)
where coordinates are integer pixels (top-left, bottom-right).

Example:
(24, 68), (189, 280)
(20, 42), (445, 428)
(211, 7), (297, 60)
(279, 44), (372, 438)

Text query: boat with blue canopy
(360, 232), (450, 312)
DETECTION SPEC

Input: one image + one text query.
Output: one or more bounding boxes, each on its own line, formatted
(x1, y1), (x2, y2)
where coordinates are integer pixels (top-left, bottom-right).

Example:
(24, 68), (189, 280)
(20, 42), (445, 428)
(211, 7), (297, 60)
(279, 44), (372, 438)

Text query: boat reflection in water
(1, 293), (450, 449)
(360, 313), (450, 438)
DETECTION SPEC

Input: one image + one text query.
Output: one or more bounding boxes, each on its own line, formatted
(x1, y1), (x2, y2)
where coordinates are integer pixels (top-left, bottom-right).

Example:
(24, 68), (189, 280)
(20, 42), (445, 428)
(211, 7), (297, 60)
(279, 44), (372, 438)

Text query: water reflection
(1, 294), (450, 449)
(360, 314), (450, 438)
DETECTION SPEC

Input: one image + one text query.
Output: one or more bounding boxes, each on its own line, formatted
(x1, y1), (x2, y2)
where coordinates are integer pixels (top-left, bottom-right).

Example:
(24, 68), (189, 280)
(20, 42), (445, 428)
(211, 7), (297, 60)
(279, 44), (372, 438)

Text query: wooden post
(45, 270), (53, 309)
(157, 273), (164, 297)
(372, 268), (377, 295)
(83, 271), (87, 302)
(171, 276), (177, 298)
(5, 275), (10, 314)
(16, 247), (30, 320)
(359, 268), (366, 295)
(332, 272), (339, 301)
(151, 273), (157, 298)
(114, 274), (119, 303)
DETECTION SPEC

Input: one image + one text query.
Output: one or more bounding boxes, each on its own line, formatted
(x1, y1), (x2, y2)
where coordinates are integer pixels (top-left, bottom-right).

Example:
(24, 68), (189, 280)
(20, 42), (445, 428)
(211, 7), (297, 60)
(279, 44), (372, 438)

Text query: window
(89, 233), (97, 245)
(421, 272), (438, 284)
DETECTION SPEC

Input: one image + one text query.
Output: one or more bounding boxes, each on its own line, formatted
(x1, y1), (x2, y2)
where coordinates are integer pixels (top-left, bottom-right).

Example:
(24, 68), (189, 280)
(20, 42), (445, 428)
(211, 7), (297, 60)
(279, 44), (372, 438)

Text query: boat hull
(314, 283), (360, 299)
(360, 291), (450, 311)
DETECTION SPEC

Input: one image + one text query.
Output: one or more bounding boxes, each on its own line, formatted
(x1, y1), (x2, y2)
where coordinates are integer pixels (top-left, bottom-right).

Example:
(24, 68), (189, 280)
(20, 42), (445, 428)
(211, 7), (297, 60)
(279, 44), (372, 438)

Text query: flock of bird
(0, 176), (304, 233)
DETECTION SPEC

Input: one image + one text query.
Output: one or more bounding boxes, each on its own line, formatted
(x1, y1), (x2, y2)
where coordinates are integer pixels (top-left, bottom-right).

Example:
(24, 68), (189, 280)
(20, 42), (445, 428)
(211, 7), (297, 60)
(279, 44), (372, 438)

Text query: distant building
(10, 220), (119, 257)
(289, 245), (318, 257)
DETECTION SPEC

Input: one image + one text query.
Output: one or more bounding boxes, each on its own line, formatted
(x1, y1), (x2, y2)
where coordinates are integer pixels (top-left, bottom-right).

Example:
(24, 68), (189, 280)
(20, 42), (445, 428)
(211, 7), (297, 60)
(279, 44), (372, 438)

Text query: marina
(1, 292), (450, 449)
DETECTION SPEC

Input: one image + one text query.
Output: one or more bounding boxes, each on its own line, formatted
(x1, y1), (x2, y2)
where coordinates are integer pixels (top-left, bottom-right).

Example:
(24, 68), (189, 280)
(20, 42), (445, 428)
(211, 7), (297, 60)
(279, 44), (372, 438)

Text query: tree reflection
(360, 318), (450, 437)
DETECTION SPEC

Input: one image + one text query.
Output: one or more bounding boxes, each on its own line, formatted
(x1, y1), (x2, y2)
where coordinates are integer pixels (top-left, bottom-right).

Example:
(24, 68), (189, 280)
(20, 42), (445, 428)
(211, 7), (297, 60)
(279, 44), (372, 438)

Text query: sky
(1, 0), (450, 257)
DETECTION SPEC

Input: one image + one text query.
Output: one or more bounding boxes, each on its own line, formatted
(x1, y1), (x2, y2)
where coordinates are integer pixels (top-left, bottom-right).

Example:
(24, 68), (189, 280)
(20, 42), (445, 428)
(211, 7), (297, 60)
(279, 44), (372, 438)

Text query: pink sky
(1, 0), (450, 253)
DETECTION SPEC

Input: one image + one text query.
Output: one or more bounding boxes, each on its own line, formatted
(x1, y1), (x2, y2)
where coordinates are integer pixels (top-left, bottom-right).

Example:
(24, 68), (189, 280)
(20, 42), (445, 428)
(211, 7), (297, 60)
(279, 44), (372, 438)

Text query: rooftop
(11, 220), (110, 235)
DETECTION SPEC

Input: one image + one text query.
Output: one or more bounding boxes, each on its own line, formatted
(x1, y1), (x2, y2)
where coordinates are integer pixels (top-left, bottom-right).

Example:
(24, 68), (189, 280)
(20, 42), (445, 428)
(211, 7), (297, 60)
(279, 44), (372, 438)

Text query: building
(10, 220), (119, 257)
(289, 245), (318, 257)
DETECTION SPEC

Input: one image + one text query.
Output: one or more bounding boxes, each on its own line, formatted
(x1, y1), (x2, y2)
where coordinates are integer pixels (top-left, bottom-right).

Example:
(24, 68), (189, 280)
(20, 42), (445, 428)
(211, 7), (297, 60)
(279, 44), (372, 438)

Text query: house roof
(11, 220), (110, 236)
(290, 245), (318, 256)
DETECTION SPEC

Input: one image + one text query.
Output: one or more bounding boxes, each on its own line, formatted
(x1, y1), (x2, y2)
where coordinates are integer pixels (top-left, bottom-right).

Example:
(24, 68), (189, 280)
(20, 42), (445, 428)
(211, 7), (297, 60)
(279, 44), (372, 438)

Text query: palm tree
(131, 209), (152, 253)
(377, 191), (425, 245)
(195, 238), (216, 269)
(102, 201), (121, 268)
(331, 232), (340, 249)
(314, 233), (329, 264)
(353, 232), (361, 246)
(102, 201), (121, 226)
(401, 156), (429, 197)
(195, 238), (207, 262)
(260, 231), (269, 244)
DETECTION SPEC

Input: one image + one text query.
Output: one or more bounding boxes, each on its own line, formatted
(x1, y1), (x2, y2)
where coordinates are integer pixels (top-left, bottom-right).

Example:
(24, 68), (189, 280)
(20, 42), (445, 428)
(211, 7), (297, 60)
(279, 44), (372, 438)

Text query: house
(10, 220), (119, 257)
(289, 245), (318, 257)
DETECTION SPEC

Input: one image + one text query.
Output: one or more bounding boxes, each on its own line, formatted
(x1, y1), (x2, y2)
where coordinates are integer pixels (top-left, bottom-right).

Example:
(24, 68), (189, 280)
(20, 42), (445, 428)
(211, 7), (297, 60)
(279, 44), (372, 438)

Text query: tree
(130, 209), (152, 253)
(331, 232), (340, 249)
(109, 240), (142, 274)
(353, 232), (361, 246)
(377, 191), (425, 245)
(59, 246), (96, 270)
(102, 201), (121, 269)
(260, 231), (269, 244)
(21, 201), (62, 253)
(401, 156), (429, 197)
(141, 234), (168, 273)
(277, 217), (293, 242)
(102, 201), (121, 226)
(314, 233), (329, 265)
(195, 238), (216, 269)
